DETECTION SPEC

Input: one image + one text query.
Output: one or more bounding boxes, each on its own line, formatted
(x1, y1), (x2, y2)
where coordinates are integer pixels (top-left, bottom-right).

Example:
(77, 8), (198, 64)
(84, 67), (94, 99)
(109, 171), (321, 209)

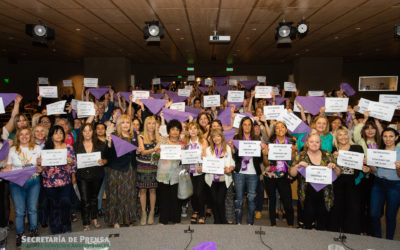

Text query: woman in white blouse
(199, 129), (234, 224)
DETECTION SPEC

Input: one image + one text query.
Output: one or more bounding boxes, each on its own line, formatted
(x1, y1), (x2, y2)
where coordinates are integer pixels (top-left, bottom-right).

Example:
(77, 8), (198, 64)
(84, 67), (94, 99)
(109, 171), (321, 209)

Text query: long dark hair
(379, 127), (399, 149)
(196, 112), (211, 134)
(76, 123), (99, 152)
(237, 116), (256, 139)
(269, 121), (291, 143)
(361, 120), (380, 147)
(45, 125), (65, 149)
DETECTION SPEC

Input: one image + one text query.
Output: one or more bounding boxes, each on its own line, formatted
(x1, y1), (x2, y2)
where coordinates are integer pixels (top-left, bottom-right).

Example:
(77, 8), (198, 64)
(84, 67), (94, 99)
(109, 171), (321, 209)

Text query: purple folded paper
(198, 86), (209, 93)
(193, 241), (217, 250)
(0, 93), (18, 107)
(295, 96), (325, 115)
(214, 85), (232, 97)
(119, 92), (132, 102)
(150, 93), (164, 99)
(290, 121), (312, 134)
(340, 83), (356, 96)
(161, 81), (171, 88)
(111, 134), (137, 158)
(185, 106), (201, 117)
(275, 97), (287, 105)
(241, 80), (258, 90)
(162, 108), (192, 123)
(232, 140), (240, 149)
(217, 108), (232, 126)
(241, 112), (254, 118)
(141, 99), (167, 115)
(223, 129), (236, 141)
(0, 140), (9, 161)
(212, 77), (228, 86)
(200, 80), (205, 86)
(0, 167), (37, 186)
(297, 166), (337, 192)
(88, 87), (109, 100)
(228, 102), (244, 109)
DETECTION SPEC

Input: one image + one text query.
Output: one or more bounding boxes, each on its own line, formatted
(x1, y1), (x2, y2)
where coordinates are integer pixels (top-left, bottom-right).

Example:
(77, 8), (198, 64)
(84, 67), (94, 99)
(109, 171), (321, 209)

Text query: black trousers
(77, 178), (103, 226)
(329, 175), (361, 234)
(190, 174), (206, 217)
(158, 183), (181, 224)
(210, 181), (227, 224)
(264, 176), (294, 226)
(303, 185), (329, 230)
(45, 184), (71, 234)
(0, 180), (10, 227)
(359, 174), (374, 235)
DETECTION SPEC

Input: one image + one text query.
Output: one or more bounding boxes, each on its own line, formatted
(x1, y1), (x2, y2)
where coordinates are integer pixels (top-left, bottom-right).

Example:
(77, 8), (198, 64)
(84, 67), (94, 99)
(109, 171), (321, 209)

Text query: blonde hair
(13, 127), (35, 154)
(141, 116), (160, 144)
(208, 129), (228, 156)
(184, 122), (205, 145)
(32, 124), (49, 140)
(304, 132), (322, 152)
(311, 115), (330, 135)
(116, 114), (135, 138)
(333, 126), (354, 148)
(31, 113), (42, 127)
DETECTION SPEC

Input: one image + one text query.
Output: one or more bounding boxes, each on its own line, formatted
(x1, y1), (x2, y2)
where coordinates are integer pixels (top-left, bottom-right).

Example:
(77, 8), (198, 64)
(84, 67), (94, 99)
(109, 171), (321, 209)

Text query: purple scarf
(274, 137), (289, 172)
(367, 142), (377, 149)
(241, 135), (252, 171)
(214, 145), (223, 182)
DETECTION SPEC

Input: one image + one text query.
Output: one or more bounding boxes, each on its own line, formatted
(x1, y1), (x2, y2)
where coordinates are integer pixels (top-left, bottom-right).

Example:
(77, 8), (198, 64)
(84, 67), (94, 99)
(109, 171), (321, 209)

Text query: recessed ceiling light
(246, 37), (250, 40)
(334, 36), (339, 39)
(305, 48), (310, 52)
(76, 28), (80, 31)
(52, 48), (56, 52)
(252, 28), (257, 31)
(176, 28), (180, 31)
(236, 49), (240, 52)
(295, 53), (299, 56)
(94, 37), (98, 40)
(8, 36), (13, 40)
(180, 37), (184, 40)
(355, 27), (361, 30)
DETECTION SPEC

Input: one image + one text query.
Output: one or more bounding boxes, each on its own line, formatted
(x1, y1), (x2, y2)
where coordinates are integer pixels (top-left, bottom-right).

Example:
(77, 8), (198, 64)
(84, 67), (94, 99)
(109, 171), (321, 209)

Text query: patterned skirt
(136, 162), (158, 189)
(104, 166), (137, 225)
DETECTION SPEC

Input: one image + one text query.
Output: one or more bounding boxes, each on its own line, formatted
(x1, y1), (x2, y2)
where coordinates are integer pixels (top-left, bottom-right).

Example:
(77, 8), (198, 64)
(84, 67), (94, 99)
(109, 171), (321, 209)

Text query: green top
(293, 133), (333, 152)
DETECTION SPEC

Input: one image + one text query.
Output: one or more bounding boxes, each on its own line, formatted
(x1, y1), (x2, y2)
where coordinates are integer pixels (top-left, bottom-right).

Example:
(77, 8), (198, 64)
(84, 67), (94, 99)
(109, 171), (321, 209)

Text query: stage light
(297, 19), (308, 37)
(143, 21), (164, 42)
(26, 22), (55, 46)
(395, 24), (400, 38)
(275, 22), (297, 44)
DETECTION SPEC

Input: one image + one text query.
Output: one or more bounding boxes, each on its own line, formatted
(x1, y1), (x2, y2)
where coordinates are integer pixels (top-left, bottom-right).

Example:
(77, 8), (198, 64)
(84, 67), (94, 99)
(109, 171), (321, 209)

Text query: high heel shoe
(92, 219), (101, 228)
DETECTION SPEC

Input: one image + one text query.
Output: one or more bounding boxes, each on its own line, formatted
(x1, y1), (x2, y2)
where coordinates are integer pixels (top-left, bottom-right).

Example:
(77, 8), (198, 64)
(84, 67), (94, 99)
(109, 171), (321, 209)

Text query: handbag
(177, 169), (193, 199)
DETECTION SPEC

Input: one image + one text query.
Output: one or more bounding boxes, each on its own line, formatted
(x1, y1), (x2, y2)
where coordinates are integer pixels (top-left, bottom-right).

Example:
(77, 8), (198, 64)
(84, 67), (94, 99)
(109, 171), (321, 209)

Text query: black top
(106, 132), (138, 172)
(74, 140), (106, 181)
(333, 144), (364, 177)
(232, 134), (262, 175)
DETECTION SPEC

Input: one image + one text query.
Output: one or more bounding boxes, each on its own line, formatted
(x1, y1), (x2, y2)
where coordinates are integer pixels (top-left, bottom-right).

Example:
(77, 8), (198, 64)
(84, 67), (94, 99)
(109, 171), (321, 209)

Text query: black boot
(30, 229), (39, 237)
(16, 234), (23, 247)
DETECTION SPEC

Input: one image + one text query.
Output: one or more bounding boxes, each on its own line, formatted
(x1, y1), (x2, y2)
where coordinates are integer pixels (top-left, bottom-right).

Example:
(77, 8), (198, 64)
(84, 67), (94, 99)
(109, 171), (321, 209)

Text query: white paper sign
(255, 86), (272, 99)
(367, 101), (395, 122)
(188, 75), (195, 81)
(181, 149), (201, 165)
(284, 82), (296, 92)
(132, 91), (150, 102)
(63, 80), (73, 87)
(308, 91), (324, 97)
(306, 166), (332, 184)
(71, 99), (78, 110)
(41, 149), (67, 166)
(367, 149), (396, 169)
(238, 141), (261, 157)
(337, 150), (364, 170)
(38, 77), (49, 85)
(178, 89), (191, 97)
(202, 158), (224, 174)
(268, 144), (292, 161)
(77, 152), (101, 169)
(379, 94), (400, 109)
(357, 98), (371, 114)
(204, 95), (220, 107)
(227, 91), (244, 103)
(84, 78), (98, 88)
(272, 87), (279, 95)
(46, 100), (67, 116)
(77, 101), (95, 118)
(229, 79), (238, 86)
(0, 98), (4, 114)
(152, 78), (160, 85)
(263, 105), (284, 120)
(276, 110), (302, 131)
(257, 76), (266, 83)
(160, 145), (181, 160)
(205, 79), (213, 86)
(39, 86), (58, 98)
(170, 102), (185, 112)
(233, 114), (246, 128)
(325, 98), (349, 113)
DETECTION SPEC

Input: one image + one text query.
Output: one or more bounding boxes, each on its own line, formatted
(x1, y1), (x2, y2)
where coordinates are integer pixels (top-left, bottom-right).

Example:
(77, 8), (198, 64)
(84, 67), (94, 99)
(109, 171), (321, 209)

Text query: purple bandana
(214, 145), (223, 182)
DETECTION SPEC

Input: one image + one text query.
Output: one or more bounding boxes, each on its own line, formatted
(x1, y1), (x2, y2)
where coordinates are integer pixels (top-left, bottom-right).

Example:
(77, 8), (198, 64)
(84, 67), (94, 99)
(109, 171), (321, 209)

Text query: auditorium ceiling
(0, 0), (399, 64)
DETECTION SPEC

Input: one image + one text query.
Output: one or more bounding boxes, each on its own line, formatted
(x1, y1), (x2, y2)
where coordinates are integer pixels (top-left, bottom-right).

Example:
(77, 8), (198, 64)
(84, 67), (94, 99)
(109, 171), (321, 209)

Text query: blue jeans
(370, 177), (400, 240)
(9, 177), (40, 234)
(255, 178), (264, 211)
(45, 184), (72, 234)
(233, 173), (258, 225)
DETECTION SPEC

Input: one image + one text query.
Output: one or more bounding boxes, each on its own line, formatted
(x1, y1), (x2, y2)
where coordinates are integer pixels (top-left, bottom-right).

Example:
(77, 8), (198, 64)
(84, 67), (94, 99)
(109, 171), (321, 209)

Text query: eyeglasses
(41, 120), (50, 124)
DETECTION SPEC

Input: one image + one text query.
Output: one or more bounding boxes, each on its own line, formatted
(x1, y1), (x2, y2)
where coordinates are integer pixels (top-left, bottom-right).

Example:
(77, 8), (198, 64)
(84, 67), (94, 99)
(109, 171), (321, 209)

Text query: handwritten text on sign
(41, 149), (67, 166)
(367, 149), (396, 169)
(202, 158), (224, 174)
(337, 150), (364, 170)
(160, 145), (181, 160)
(268, 144), (292, 161)
(306, 166), (332, 185)
(238, 141), (261, 157)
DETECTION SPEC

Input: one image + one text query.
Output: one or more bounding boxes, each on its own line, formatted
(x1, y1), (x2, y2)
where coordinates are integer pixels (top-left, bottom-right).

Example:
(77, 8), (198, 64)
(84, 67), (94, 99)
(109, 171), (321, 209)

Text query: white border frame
(358, 75), (398, 91)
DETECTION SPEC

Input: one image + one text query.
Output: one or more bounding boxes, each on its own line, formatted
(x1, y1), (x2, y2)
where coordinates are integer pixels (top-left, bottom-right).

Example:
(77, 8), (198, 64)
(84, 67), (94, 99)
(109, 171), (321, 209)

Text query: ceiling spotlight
(297, 19), (308, 37)
(26, 21), (55, 46)
(395, 24), (400, 38)
(275, 22), (297, 45)
(143, 21), (164, 42)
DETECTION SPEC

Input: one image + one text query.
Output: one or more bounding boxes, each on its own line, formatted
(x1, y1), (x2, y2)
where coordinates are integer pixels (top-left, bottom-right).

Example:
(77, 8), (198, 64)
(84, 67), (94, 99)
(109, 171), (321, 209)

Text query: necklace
(169, 138), (179, 143)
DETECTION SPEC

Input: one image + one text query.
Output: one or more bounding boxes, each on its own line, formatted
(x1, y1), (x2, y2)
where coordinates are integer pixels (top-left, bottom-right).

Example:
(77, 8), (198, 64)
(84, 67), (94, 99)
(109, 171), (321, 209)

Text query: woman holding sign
(200, 129), (234, 224)
(296, 115), (333, 152)
(231, 117), (264, 225)
(39, 125), (77, 234)
(262, 121), (296, 227)
(137, 116), (161, 225)
(330, 126), (364, 234)
(290, 132), (340, 230)
(183, 122), (208, 224)
(156, 119), (185, 225)
(368, 128), (400, 240)
(3, 128), (42, 246)
(74, 123), (107, 231)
